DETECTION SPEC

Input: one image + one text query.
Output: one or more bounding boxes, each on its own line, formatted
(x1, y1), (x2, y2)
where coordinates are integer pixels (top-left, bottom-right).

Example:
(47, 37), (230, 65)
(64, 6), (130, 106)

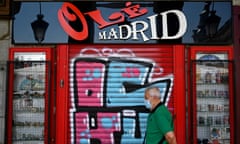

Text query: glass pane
(11, 61), (48, 144)
(195, 60), (230, 144)
(196, 53), (228, 60)
(14, 52), (46, 61)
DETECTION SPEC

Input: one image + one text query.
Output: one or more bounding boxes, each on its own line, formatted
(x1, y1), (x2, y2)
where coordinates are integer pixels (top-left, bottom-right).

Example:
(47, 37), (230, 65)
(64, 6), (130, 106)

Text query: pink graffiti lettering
(75, 112), (120, 144)
(122, 67), (140, 78)
(75, 62), (105, 107)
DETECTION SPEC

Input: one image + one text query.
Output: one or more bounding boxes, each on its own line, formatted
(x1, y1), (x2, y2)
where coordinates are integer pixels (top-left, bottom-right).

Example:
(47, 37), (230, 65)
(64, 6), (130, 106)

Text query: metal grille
(68, 45), (175, 144)
(6, 61), (51, 144)
(191, 60), (232, 144)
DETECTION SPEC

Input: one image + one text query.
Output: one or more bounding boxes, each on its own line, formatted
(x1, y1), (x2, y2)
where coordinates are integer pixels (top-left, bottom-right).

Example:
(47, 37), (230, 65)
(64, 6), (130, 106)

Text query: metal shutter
(68, 45), (175, 144)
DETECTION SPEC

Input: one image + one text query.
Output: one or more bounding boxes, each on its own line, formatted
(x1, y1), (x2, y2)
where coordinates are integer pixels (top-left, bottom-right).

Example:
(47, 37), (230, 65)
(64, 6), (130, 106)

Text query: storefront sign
(58, 2), (187, 42)
(12, 1), (232, 44)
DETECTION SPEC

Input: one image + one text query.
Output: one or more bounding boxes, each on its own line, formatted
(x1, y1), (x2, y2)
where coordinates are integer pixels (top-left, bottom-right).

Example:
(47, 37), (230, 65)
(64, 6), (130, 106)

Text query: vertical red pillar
(173, 45), (186, 144)
(55, 45), (69, 144)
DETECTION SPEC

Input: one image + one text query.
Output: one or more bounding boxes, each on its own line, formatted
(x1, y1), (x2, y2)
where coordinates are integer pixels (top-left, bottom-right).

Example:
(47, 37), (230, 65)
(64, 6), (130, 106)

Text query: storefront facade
(54, 44), (185, 144)
(1, 1), (240, 144)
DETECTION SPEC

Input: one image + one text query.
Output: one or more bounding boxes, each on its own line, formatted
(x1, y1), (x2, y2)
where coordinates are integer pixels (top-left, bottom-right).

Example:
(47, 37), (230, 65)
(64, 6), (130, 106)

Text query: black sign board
(12, 1), (232, 44)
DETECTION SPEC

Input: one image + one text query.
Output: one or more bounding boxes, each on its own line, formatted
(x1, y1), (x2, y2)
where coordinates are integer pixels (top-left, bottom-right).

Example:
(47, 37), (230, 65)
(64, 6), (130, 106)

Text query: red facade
(6, 44), (236, 144)
(6, 4), (238, 143)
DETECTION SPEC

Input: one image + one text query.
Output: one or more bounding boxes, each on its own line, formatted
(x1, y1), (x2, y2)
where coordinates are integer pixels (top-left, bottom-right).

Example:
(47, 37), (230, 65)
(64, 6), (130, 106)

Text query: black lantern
(31, 2), (49, 43)
(205, 2), (221, 37)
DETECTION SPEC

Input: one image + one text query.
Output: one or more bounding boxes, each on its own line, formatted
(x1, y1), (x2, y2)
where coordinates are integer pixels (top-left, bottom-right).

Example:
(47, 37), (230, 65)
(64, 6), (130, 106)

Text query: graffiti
(70, 48), (173, 144)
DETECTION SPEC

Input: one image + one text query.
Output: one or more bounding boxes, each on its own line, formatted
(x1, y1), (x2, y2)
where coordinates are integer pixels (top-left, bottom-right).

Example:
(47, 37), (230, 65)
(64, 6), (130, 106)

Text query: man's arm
(165, 131), (177, 144)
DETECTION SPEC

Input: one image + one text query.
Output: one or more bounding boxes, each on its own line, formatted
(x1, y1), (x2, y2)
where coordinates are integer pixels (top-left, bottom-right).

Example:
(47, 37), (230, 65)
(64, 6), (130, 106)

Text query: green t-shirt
(145, 102), (174, 144)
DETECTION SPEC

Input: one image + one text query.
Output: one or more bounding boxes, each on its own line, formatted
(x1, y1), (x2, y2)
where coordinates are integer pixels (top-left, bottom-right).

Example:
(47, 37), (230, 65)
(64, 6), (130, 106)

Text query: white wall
(0, 20), (10, 60)
(233, 0), (240, 6)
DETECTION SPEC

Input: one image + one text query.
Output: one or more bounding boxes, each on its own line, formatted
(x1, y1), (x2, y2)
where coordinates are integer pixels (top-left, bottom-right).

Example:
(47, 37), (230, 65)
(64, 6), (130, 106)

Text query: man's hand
(165, 131), (177, 144)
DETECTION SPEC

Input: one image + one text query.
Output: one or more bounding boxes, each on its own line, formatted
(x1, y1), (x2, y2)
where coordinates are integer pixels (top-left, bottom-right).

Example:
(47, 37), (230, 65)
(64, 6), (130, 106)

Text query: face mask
(144, 100), (152, 109)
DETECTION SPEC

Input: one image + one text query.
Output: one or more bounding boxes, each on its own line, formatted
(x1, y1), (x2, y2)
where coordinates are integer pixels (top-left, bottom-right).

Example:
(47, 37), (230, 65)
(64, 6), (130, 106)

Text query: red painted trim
(191, 60), (198, 144)
(7, 47), (54, 144)
(228, 62), (234, 144)
(173, 45), (186, 144)
(49, 48), (56, 144)
(6, 62), (14, 144)
(189, 46), (234, 144)
(190, 46), (233, 60)
(55, 45), (69, 144)
(9, 47), (52, 61)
